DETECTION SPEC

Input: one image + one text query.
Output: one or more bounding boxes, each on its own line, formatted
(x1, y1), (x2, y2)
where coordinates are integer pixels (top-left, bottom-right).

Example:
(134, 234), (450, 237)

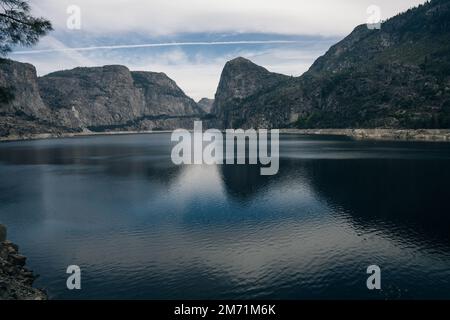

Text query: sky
(11, 0), (426, 100)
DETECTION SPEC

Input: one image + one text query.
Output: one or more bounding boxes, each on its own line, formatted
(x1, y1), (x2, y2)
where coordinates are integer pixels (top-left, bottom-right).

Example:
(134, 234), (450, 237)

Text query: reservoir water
(1, 133), (450, 299)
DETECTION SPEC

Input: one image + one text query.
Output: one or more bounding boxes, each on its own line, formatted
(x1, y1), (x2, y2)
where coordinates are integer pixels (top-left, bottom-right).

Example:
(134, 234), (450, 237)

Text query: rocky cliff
(212, 57), (290, 128)
(212, 0), (450, 129)
(0, 61), (203, 138)
(1, 0), (450, 137)
(197, 98), (214, 114)
(0, 224), (47, 300)
(38, 67), (202, 131)
(0, 59), (70, 137)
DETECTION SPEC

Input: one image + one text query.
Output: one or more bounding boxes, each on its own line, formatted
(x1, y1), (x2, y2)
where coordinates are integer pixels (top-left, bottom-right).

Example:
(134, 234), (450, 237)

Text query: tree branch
(0, 12), (35, 27)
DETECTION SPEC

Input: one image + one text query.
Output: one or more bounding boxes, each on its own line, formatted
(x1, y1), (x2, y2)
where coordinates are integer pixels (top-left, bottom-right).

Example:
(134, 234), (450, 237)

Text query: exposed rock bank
(281, 128), (450, 142)
(0, 224), (47, 300)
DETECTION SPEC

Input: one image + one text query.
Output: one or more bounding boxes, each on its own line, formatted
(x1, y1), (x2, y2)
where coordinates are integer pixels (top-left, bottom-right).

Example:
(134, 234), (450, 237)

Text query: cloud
(31, 0), (426, 37)
(11, 40), (310, 55)
(37, 36), (95, 67)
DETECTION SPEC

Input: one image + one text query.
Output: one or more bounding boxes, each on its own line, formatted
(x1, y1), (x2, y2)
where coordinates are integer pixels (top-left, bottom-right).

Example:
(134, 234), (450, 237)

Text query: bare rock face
(212, 57), (290, 128)
(131, 71), (201, 117)
(0, 224), (47, 300)
(38, 66), (203, 131)
(197, 98), (214, 114)
(0, 60), (204, 138)
(0, 59), (50, 119)
(38, 65), (143, 129)
(0, 59), (65, 137)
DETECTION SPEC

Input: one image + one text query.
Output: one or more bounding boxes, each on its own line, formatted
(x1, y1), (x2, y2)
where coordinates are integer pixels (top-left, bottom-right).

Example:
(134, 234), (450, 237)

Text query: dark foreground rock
(0, 224), (47, 300)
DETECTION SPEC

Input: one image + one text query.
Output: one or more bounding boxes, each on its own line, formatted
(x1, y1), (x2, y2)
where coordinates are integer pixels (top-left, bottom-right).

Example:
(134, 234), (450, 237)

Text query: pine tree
(0, 0), (52, 55)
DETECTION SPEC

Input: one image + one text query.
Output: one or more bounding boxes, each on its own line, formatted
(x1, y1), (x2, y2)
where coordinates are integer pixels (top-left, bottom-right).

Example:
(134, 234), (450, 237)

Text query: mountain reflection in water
(0, 133), (450, 299)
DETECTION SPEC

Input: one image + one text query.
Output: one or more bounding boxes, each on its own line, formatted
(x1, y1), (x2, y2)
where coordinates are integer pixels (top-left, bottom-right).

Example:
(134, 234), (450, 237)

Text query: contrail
(11, 40), (304, 55)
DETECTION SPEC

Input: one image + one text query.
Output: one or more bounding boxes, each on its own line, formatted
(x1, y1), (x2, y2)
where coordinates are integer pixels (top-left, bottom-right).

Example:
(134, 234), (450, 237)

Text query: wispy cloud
(31, 0), (426, 37)
(35, 36), (94, 66)
(11, 40), (308, 55)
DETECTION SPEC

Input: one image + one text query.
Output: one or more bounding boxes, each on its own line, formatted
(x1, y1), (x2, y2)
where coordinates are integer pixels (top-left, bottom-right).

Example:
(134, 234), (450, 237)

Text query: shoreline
(0, 130), (171, 143)
(280, 128), (450, 142)
(0, 224), (47, 300)
(1, 128), (450, 143)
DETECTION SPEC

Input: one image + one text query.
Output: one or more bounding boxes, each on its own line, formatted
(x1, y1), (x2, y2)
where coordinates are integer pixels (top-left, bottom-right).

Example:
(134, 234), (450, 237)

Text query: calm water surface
(1, 133), (450, 299)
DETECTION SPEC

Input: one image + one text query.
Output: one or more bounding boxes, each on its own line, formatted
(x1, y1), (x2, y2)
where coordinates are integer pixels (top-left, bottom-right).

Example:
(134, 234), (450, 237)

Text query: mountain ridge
(1, 0), (450, 139)
(212, 0), (450, 129)
(0, 60), (204, 137)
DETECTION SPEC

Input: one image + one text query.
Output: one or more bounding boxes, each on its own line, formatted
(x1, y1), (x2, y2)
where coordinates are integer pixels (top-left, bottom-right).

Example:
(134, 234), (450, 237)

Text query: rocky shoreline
(2, 128), (450, 143)
(0, 129), (163, 142)
(0, 224), (47, 300)
(281, 129), (450, 142)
